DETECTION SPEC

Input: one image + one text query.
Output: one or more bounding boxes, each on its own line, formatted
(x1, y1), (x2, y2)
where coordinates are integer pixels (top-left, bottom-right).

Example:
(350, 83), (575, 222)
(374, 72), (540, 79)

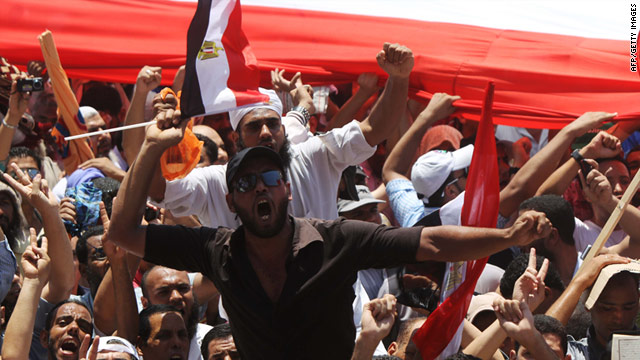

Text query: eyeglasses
(11, 168), (40, 180)
(233, 170), (283, 193)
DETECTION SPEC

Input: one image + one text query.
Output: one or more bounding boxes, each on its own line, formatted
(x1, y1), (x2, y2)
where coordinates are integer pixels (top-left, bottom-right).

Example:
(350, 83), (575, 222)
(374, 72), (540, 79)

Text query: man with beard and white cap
(142, 42), (415, 227)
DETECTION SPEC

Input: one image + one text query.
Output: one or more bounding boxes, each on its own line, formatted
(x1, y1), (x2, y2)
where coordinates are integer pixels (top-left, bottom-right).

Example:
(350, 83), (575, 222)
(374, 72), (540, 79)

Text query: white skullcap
(87, 336), (139, 360)
(411, 145), (474, 201)
(79, 106), (100, 120)
(228, 88), (282, 130)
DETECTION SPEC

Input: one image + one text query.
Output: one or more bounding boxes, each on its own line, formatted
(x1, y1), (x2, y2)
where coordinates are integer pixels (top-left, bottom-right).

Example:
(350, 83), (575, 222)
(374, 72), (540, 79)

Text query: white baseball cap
(411, 144), (474, 201)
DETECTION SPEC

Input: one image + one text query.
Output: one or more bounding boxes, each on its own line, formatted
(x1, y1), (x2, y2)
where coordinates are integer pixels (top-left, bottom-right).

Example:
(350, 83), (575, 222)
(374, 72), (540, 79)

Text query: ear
(387, 341), (398, 355)
(545, 228), (560, 246)
(0, 306), (5, 327)
(544, 285), (551, 297)
(564, 354), (572, 360)
(444, 183), (459, 199)
(226, 193), (236, 213)
(509, 349), (517, 360)
(141, 296), (149, 309)
(286, 182), (292, 201)
(230, 131), (239, 143)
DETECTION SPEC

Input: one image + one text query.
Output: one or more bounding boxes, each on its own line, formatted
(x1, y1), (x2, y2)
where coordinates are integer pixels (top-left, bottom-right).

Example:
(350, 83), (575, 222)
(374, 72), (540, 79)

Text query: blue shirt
(386, 179), (438, 227)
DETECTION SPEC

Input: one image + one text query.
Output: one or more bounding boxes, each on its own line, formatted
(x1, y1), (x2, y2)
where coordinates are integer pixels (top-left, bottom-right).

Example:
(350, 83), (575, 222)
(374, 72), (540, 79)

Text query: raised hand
(6, 75), (32, 124)
(100, 201), (126, 261)
(493, 298), (536, 344)
(271, 68), (302, 93)
(136, 66), (162, 94)
(418, 92), (461, 123)
(376, 42), (414, 78)
(512, 248), (549, 311)
(565, 111), (618, 138)
(580, 166), (615, 206)
(144, 107), (189, 150)
(3, 163), (57, 212)
(78, 334), (99, 360)
(508, 210), (553, 247)
(360, 294), (398, 341)
(356, 73), (380, 95)
(22, 228), (50, 285)
(582, 131), (622, 160)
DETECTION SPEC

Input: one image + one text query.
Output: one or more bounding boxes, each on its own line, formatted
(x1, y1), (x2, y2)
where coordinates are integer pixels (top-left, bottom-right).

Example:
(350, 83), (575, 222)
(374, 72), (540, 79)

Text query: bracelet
(2, 118), (17, 129)
(291, 106), (310, 126)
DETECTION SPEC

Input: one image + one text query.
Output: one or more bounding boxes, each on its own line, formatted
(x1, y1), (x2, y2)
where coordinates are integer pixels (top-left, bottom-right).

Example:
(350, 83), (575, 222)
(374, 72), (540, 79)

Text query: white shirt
(495, 125), (549, 157)
(189, 323), (213, 360)
(573, 217), (627, 254)
(158, 120), (376, 226)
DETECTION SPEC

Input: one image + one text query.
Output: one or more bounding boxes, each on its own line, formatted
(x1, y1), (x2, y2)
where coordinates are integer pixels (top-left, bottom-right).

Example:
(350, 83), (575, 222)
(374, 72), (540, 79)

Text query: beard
(85, 266), (107, 298)
(186, 303), (199, 341)
(234, 195), (290, 238)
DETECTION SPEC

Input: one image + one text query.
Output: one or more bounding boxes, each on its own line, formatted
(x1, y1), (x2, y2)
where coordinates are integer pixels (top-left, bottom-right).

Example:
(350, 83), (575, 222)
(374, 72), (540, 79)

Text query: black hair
(7, 146), (42, 171)
(140, 265), (157, 299)
(596, 155), (628, 168)
(533, 314), (568, 354)
(138, 304), (182, 344)
(195, 133), (219, 166)
(201, 323), (233, 359)
(500, 252), (565, 299)
(373, 356), (403, 360)
(79, 84), (122, 119)
(91, 177), (121, 217)
(75, 225), (104, 265)
(444, 352), (482, 360)
(519, 195), (575, 246)
(45, 298), (93, 332)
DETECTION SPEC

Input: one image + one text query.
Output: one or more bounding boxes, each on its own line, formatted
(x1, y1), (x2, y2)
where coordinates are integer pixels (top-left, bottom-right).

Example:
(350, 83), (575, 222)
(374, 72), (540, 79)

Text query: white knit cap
(411, 144), (474, 200)
(228, 88), (282, 130)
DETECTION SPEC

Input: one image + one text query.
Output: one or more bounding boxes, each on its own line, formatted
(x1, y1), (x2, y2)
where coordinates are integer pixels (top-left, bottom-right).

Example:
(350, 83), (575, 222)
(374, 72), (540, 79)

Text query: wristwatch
(291, 106), (310, 126)
(570, 149), (584, 163)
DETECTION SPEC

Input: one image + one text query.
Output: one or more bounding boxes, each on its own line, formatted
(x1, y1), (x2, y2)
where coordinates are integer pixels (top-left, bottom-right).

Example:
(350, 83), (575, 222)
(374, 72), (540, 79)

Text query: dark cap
(226, 146), (284, 190)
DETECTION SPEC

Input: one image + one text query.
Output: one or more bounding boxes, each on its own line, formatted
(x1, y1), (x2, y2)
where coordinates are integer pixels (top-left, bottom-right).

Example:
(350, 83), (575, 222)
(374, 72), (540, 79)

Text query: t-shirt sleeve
(333, 219), (422, 269)
(385, 179), (425, 227)
(144, 224), (218, 275)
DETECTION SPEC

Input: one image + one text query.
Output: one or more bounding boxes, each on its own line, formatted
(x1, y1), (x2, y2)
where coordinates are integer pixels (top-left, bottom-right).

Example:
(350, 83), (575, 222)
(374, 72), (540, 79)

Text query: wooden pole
(578, 166), (640, 271)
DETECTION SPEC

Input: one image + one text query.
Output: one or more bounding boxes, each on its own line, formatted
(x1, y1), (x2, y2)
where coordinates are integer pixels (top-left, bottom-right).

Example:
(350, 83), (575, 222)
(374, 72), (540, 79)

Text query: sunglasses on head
(233, 170), (283, 193)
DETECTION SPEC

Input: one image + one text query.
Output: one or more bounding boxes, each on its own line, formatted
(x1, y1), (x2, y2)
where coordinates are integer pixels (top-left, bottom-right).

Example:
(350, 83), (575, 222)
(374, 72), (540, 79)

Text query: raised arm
(351, 294), (397, 360)
(108, 108), (189, 257)
(545, 253), (629, 325)
(121, 66), (162, 167)
(499, 112), (617, 218)
(1, 231), (49, 360)
(382, 93), (460, 183)
(3, 166), (74, 303)
(0, 77), (30, 163)
(534, 129), (620, 197)
(328, 73), (380, 131)
(359, 43), (413, 147)
(417, 210), (551, 262)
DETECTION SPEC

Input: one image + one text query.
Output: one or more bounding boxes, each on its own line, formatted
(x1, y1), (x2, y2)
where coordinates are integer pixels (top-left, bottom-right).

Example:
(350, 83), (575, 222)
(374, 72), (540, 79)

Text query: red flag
(413, 82), (500, 359)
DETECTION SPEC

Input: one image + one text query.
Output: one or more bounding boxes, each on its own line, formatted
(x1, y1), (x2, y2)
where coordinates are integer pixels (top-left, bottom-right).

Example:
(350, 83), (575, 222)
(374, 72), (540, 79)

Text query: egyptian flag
(181, 0), (269, 118)
(40, 31), (95, 175)
(413, 83), (500, 360)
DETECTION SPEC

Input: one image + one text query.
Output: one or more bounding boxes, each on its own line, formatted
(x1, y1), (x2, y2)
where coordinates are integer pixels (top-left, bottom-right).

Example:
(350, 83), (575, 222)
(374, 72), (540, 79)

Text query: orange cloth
(158, 88), (203, 180)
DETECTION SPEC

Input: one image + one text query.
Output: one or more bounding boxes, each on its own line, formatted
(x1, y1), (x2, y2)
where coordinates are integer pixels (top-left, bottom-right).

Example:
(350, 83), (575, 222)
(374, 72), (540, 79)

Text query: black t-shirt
(144, 217), (421, 359)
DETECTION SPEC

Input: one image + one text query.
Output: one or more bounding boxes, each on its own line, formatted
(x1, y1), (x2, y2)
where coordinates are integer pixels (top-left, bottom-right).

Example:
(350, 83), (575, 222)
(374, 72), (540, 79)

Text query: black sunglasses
(233, 170), (283, 193)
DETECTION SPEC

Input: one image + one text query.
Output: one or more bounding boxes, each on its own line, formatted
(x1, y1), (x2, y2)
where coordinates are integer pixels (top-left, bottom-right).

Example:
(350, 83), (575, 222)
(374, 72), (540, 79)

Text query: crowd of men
(0, 40), (639, 360)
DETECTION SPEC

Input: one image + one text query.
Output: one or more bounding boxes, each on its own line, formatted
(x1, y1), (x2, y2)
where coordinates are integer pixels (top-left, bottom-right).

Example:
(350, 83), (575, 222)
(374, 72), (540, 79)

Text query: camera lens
(32, 79), (43, 91)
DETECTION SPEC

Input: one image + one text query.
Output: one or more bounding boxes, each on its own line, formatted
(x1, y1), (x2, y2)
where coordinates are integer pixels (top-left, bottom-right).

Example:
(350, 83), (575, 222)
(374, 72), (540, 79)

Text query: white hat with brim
(411, 144), (474, 200)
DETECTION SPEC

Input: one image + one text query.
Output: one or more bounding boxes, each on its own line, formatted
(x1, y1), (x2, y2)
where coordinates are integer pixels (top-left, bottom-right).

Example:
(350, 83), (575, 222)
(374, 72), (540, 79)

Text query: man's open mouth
(257, 199), (271, 220)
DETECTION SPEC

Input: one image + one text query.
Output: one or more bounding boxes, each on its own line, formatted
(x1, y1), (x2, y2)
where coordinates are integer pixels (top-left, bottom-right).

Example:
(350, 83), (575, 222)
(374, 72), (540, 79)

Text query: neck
(591, 204), (618, 229)
(555, 245), (578, 285)
(244, 217), (294, 264)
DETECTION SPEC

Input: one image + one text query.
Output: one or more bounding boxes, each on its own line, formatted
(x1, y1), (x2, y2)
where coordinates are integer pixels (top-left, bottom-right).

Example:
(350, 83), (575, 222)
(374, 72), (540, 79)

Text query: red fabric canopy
(2, 0), (639, 128)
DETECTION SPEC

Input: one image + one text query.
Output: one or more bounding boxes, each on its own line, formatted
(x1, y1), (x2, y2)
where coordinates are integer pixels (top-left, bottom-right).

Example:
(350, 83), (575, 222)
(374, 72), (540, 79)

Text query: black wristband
(571, 149), (584, 163)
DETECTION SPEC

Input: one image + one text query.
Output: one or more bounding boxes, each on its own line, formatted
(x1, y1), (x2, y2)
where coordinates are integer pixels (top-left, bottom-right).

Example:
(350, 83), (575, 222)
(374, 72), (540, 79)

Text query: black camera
(17, 77), (44, 93)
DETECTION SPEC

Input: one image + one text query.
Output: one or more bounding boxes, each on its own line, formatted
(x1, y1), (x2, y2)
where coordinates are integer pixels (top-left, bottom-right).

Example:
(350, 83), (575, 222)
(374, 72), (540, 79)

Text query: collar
(221, 217), (324, 270)
(290, 217), (324, 257)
